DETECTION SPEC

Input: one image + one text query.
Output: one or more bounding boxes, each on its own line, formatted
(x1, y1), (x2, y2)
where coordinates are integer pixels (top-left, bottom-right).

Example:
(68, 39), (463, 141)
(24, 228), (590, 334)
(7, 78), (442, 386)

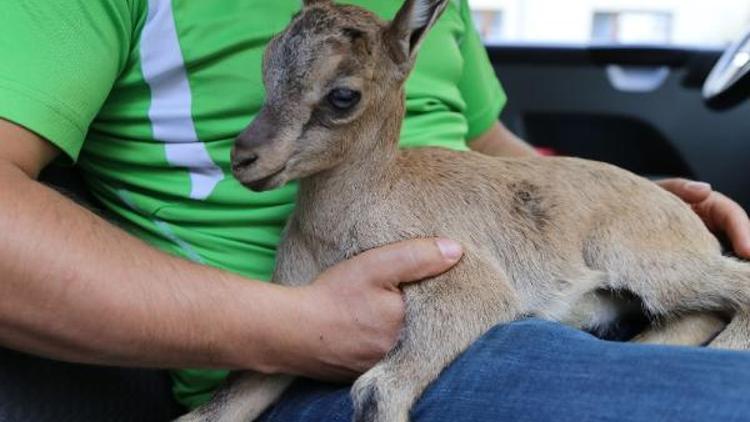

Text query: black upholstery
(38, 164), (99, 208)
(0, 347), (183, 422)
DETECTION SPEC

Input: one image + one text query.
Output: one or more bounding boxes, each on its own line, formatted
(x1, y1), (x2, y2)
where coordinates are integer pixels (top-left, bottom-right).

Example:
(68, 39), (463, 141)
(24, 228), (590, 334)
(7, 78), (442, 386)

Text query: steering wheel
(703, 28), (750, 108)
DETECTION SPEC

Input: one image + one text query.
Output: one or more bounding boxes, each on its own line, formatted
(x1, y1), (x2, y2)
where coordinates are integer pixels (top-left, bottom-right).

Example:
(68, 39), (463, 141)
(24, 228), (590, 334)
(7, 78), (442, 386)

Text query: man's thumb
(658, 178), (712, 204)
(339, 238), (463, 290)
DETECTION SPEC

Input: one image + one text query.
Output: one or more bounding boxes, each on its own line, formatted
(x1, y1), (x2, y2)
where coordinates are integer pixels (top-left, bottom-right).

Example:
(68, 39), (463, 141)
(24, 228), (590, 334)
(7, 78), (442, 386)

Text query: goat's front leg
(175, 373), (295, 422)
(176, 225), (320, 422)
(352, 260), (521, 422)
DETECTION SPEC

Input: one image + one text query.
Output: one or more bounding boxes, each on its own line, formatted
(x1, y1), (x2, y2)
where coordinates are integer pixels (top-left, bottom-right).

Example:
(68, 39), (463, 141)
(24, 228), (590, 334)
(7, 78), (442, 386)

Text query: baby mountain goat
(180, 0), (750, 421)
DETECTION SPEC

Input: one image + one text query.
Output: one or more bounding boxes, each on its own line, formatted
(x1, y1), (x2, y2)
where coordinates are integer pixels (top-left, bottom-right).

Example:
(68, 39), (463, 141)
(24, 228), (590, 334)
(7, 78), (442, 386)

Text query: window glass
(469, 0), (750, 47)
(472, 9), (505, 44)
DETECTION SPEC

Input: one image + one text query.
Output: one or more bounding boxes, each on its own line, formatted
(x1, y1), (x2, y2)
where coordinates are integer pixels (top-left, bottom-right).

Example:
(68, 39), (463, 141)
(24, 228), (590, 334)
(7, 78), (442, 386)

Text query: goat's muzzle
(231, 138), (290, 192)
(231, 105), (294, 191)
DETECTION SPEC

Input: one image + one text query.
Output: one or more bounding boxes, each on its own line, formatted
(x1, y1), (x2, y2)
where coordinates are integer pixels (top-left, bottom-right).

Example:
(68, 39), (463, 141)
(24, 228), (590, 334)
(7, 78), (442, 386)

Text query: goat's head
(232, 0), (449, 191)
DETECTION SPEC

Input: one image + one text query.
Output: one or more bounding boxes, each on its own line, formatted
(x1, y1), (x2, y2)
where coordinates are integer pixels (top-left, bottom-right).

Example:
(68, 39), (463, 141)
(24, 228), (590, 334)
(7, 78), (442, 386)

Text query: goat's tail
(174, 373), (294, 422)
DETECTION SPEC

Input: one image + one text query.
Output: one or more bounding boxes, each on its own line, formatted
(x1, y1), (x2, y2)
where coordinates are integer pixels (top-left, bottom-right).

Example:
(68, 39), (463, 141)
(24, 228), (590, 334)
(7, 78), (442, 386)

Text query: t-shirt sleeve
(456, 0), (507, 141)
(0, 1), (136, 162)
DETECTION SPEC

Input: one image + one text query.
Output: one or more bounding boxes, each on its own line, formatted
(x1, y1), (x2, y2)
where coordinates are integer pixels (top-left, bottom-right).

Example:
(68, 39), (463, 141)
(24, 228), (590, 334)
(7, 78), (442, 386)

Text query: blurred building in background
(469, 0), (750, 47)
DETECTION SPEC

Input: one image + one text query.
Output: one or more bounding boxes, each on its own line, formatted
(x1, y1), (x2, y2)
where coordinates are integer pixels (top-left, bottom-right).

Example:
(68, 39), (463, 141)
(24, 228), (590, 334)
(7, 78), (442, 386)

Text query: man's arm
(0, 119), (462, 380)
(467, 121), (538, 157)
(468, 121), (750, 258)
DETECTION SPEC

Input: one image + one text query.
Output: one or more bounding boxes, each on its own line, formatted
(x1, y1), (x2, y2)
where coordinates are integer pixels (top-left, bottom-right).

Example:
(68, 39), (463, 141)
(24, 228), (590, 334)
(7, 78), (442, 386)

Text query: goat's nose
(232, 150), (259, 172)
(236, 153), (258, 168)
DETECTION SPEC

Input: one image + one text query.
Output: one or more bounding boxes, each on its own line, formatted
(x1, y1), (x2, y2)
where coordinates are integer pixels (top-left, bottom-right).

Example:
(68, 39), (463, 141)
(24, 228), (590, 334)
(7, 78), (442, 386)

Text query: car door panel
(490, 46), (750, 210)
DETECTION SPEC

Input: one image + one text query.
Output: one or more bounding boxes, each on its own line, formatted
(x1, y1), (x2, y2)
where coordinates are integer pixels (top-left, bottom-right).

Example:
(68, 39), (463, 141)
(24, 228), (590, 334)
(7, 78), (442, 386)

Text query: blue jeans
(260, 319), (750, 421)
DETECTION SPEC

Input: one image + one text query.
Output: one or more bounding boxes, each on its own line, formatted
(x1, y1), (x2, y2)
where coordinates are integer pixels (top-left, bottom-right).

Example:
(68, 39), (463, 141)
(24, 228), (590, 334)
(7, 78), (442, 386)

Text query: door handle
(606, 65), (671, 93)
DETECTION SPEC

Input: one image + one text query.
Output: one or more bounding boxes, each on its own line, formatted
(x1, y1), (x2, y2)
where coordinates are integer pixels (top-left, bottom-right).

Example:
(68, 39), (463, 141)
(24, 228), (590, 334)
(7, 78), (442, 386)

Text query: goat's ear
(303, 0), (331, 6)
(384, 0), (449, 69)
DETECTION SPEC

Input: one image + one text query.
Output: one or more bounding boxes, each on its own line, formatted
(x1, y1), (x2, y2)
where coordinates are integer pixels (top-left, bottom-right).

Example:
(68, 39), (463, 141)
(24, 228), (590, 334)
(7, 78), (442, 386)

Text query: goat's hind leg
(702, 258), (750, 350)
(617, 255), (750, 350)
(351, 265), (521, 422)
(633, 312), (726, 346)
(709, 311), (750, 350)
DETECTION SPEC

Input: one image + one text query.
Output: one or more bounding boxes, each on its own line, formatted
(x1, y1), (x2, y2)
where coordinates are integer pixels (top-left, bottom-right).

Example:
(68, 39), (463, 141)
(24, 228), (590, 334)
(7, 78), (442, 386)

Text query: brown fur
(178, 1), (749, 421)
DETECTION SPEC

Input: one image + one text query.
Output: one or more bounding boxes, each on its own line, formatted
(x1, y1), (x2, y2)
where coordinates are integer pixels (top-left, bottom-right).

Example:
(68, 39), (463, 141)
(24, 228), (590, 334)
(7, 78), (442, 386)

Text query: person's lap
(261, 319), (750, 422)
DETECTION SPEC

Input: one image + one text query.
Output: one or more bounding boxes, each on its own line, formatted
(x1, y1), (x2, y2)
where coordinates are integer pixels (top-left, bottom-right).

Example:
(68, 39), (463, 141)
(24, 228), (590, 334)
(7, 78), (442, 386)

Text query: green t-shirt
(0, 0), (505, 408)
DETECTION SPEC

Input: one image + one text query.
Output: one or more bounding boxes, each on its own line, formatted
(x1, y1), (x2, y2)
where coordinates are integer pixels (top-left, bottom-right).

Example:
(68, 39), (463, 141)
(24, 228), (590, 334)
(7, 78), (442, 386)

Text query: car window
(469, 0), (750, 48)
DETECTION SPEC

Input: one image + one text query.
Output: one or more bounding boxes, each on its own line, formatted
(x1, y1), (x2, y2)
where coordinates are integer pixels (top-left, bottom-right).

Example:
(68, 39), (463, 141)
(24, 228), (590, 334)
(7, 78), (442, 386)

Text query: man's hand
(266, 238), (463, 381)
(657, 178), (750, 258)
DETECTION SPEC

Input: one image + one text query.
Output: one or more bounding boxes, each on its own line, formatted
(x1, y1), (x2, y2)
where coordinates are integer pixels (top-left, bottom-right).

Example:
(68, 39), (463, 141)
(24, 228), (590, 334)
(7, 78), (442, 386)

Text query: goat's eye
(327, 88), (361, 111)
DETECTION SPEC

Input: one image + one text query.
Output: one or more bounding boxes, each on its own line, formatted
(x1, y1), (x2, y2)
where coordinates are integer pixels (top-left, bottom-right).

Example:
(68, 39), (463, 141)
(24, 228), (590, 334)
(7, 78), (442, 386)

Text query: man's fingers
(657, 178), (712, 204)
(729, 225), (750, 259)
(708, 193), (750, 258)
(330, 238), (463, 290)
(658, 178), (750, 258)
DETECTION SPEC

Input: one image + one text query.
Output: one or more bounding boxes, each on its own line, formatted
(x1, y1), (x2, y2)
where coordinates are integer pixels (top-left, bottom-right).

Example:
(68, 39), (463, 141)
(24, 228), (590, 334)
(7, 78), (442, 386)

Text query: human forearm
(0, 160), (292, 370)
(0, 160), (463, 379)
(468, 121), (539, 158)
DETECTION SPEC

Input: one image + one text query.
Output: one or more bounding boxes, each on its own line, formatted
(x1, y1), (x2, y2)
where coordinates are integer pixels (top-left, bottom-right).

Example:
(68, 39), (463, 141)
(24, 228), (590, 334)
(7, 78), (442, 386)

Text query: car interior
(3, 3), (750, 422)
(494, 40), (750, 212)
